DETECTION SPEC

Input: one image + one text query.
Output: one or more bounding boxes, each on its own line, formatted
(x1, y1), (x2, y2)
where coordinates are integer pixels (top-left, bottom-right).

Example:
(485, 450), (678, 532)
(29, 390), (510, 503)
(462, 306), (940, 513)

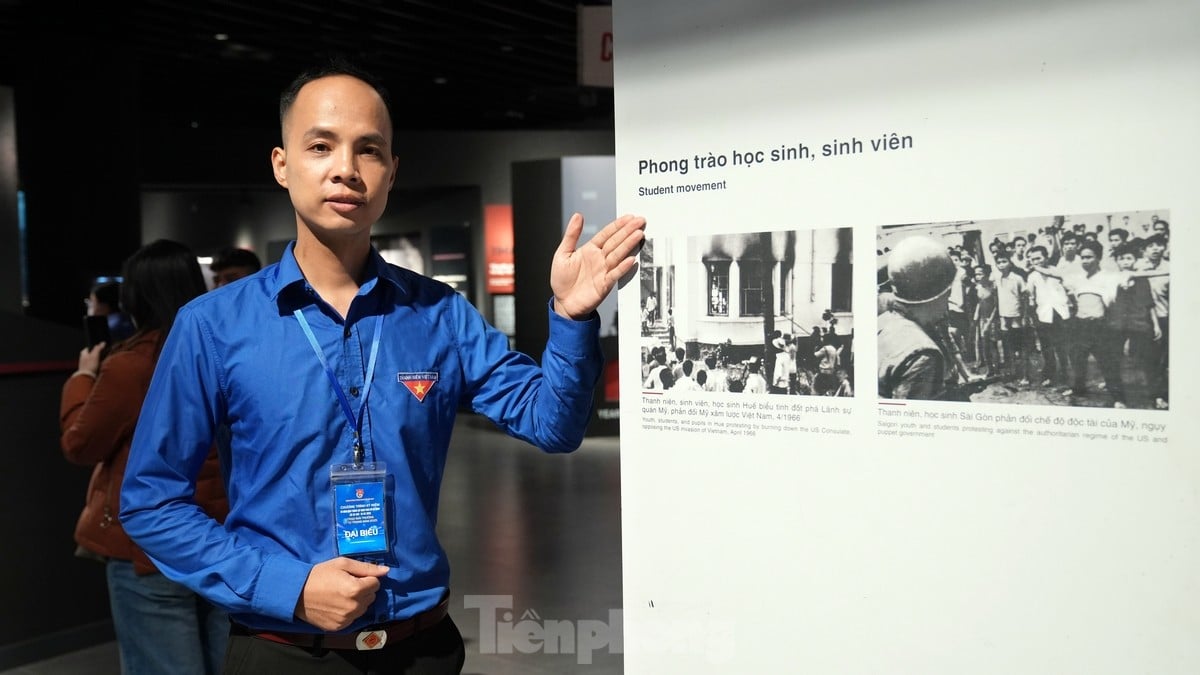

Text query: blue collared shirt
(120, 243), (601, 632)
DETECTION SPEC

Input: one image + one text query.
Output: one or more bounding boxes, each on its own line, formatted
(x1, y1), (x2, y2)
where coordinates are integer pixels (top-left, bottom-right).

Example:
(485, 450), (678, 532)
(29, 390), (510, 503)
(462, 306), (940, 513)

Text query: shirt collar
(268, 241), (412, 307)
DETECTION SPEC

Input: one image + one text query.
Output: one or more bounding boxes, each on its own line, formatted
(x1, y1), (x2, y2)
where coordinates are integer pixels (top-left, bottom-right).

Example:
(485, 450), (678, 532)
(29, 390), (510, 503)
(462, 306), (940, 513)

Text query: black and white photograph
(876, 210), (1170, 408)
(640, 227), (855, 396)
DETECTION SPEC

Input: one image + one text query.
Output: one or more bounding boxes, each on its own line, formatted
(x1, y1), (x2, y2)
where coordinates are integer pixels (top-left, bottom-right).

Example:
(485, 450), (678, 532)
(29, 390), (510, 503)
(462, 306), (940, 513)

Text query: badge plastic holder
(331, 462), (388, 560)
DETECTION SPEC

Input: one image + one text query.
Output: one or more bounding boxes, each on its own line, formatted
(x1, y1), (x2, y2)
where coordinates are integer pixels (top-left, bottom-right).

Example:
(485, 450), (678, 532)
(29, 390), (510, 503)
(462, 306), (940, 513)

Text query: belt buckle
(355, 629), (388, 651)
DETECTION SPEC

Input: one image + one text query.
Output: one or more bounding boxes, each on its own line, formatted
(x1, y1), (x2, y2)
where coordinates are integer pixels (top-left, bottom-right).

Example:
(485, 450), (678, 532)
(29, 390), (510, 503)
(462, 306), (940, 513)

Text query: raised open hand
(551, 213), (646, 320)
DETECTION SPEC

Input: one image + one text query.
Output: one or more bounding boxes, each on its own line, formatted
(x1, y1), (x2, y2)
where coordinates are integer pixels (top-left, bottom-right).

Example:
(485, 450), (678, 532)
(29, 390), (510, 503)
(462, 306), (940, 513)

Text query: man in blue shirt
(120, 59), (645, 673)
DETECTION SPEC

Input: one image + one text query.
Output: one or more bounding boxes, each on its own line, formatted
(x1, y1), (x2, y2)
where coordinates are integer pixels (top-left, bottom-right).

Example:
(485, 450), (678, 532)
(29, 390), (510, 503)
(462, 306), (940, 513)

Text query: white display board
(614, 0), (1198, 672)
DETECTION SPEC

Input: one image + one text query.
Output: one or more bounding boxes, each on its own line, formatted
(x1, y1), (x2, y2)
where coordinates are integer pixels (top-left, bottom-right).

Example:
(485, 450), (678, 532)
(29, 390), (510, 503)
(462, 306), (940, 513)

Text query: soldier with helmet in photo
(878, 235), (982, 400)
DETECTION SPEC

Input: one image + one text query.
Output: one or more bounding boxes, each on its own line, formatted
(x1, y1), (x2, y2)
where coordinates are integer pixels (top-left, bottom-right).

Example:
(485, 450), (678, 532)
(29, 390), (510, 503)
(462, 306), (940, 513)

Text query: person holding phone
(61, 240), (230, 675)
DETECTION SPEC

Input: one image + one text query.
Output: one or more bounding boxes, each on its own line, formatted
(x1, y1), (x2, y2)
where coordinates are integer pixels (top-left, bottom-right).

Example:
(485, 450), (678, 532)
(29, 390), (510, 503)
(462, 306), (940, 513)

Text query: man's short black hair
(279, 55), (394, 140)
(211, 247), (263, 273)
(1078, 238), (1103, 258)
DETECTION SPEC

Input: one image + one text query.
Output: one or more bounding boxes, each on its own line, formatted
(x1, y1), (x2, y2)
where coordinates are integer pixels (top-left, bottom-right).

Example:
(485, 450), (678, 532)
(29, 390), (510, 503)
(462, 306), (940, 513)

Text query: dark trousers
(1037, 317), (1069, 384)
(224, 616), (465, 675)
(1068, 318), (1124, 403)
(1148, 316), (1169, 400)
(1112, 329), (1153, 403)
(998, 321), (1026, 380)
(814, 371), (837, 396)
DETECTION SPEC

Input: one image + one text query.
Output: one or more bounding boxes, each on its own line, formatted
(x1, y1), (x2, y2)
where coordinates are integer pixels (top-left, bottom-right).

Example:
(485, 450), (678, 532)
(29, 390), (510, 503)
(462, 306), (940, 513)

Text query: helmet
(886, 236), (956, 304)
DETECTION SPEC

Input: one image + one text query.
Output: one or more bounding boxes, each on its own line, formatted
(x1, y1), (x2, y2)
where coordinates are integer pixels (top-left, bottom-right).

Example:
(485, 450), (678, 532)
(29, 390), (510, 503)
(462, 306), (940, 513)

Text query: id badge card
(331, 462), (389, 559)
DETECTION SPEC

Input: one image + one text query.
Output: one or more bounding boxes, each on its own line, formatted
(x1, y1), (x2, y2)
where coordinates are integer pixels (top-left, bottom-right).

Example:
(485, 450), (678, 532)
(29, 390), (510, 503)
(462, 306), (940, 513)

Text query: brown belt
(242, 596), (449, 651)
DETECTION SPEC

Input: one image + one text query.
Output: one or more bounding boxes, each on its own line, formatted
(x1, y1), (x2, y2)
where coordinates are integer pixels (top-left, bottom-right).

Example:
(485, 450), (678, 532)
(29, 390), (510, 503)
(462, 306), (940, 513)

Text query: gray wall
(511, 157), (619, 436)
(0, 87), (19, 314)
(396, 130), (614, 204)
(398, 130), (615, 308)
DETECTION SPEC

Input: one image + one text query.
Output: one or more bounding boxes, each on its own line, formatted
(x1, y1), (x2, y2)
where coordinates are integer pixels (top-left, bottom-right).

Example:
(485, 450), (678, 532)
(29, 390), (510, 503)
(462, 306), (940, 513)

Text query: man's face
(213, 265), (256, 288)
(1116, 253), (1137, 271)
(996, 258), (1011, 273)
(271, 75), (397, 241)
(1014, 239), (1026, 253)
(1108, 233), (1123, 247)
(1079, 248), (1098, 272)
(1153, 221), (1168, 235)
(1063, 239), (1079, 256)
(1027, 250), (1045, 268)
(974, 267), (987, 282)
(1144, 240), (1165, 261)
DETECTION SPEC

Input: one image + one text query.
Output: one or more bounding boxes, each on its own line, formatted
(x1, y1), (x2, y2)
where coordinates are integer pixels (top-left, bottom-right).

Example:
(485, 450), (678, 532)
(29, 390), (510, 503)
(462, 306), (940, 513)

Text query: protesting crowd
(880, 216), (1170, 408)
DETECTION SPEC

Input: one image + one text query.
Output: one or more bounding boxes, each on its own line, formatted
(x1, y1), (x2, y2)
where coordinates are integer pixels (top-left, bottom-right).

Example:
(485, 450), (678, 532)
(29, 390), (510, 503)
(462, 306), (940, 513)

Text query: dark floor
(1, 414), (623, 675)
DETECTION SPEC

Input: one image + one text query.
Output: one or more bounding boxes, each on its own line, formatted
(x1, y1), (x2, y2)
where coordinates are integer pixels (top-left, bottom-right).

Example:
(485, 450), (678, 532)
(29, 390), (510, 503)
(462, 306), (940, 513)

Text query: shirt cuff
(254, 554), (316, 622)
(546, 298), (600, 355)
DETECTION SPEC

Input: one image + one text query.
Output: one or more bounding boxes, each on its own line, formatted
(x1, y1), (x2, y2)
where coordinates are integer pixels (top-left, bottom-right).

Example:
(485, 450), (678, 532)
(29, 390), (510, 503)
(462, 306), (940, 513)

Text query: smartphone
(83, 315), (111, 349)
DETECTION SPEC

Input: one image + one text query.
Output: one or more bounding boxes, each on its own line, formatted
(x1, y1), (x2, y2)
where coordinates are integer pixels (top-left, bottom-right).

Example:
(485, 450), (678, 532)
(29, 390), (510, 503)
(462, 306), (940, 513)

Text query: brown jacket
(61, 329), (228, 575)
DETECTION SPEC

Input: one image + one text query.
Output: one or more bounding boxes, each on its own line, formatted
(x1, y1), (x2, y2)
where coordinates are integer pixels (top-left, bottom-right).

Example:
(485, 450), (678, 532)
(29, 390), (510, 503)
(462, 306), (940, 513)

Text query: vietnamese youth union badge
(397, 372), (439, 402)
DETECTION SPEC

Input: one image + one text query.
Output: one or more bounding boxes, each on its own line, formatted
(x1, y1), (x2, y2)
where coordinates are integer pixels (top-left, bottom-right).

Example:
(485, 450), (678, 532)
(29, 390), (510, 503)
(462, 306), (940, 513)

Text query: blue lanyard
(294, 309), (384, 465)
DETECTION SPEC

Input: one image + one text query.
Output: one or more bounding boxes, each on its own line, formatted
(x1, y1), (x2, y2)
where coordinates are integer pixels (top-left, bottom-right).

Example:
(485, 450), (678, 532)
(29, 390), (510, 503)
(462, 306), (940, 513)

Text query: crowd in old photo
(641, 320), (855, 397)
(879, 215), (1170, 408)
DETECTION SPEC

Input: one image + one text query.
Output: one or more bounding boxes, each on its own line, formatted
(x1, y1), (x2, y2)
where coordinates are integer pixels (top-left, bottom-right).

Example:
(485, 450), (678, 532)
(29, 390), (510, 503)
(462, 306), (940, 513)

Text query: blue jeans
(106, 559), (229, 674)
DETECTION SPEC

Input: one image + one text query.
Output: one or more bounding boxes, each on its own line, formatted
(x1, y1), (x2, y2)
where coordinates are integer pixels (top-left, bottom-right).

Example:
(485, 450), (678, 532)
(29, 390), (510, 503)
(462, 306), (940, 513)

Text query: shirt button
(343, 327), (352, 338)
(349, 387), (360, 397)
